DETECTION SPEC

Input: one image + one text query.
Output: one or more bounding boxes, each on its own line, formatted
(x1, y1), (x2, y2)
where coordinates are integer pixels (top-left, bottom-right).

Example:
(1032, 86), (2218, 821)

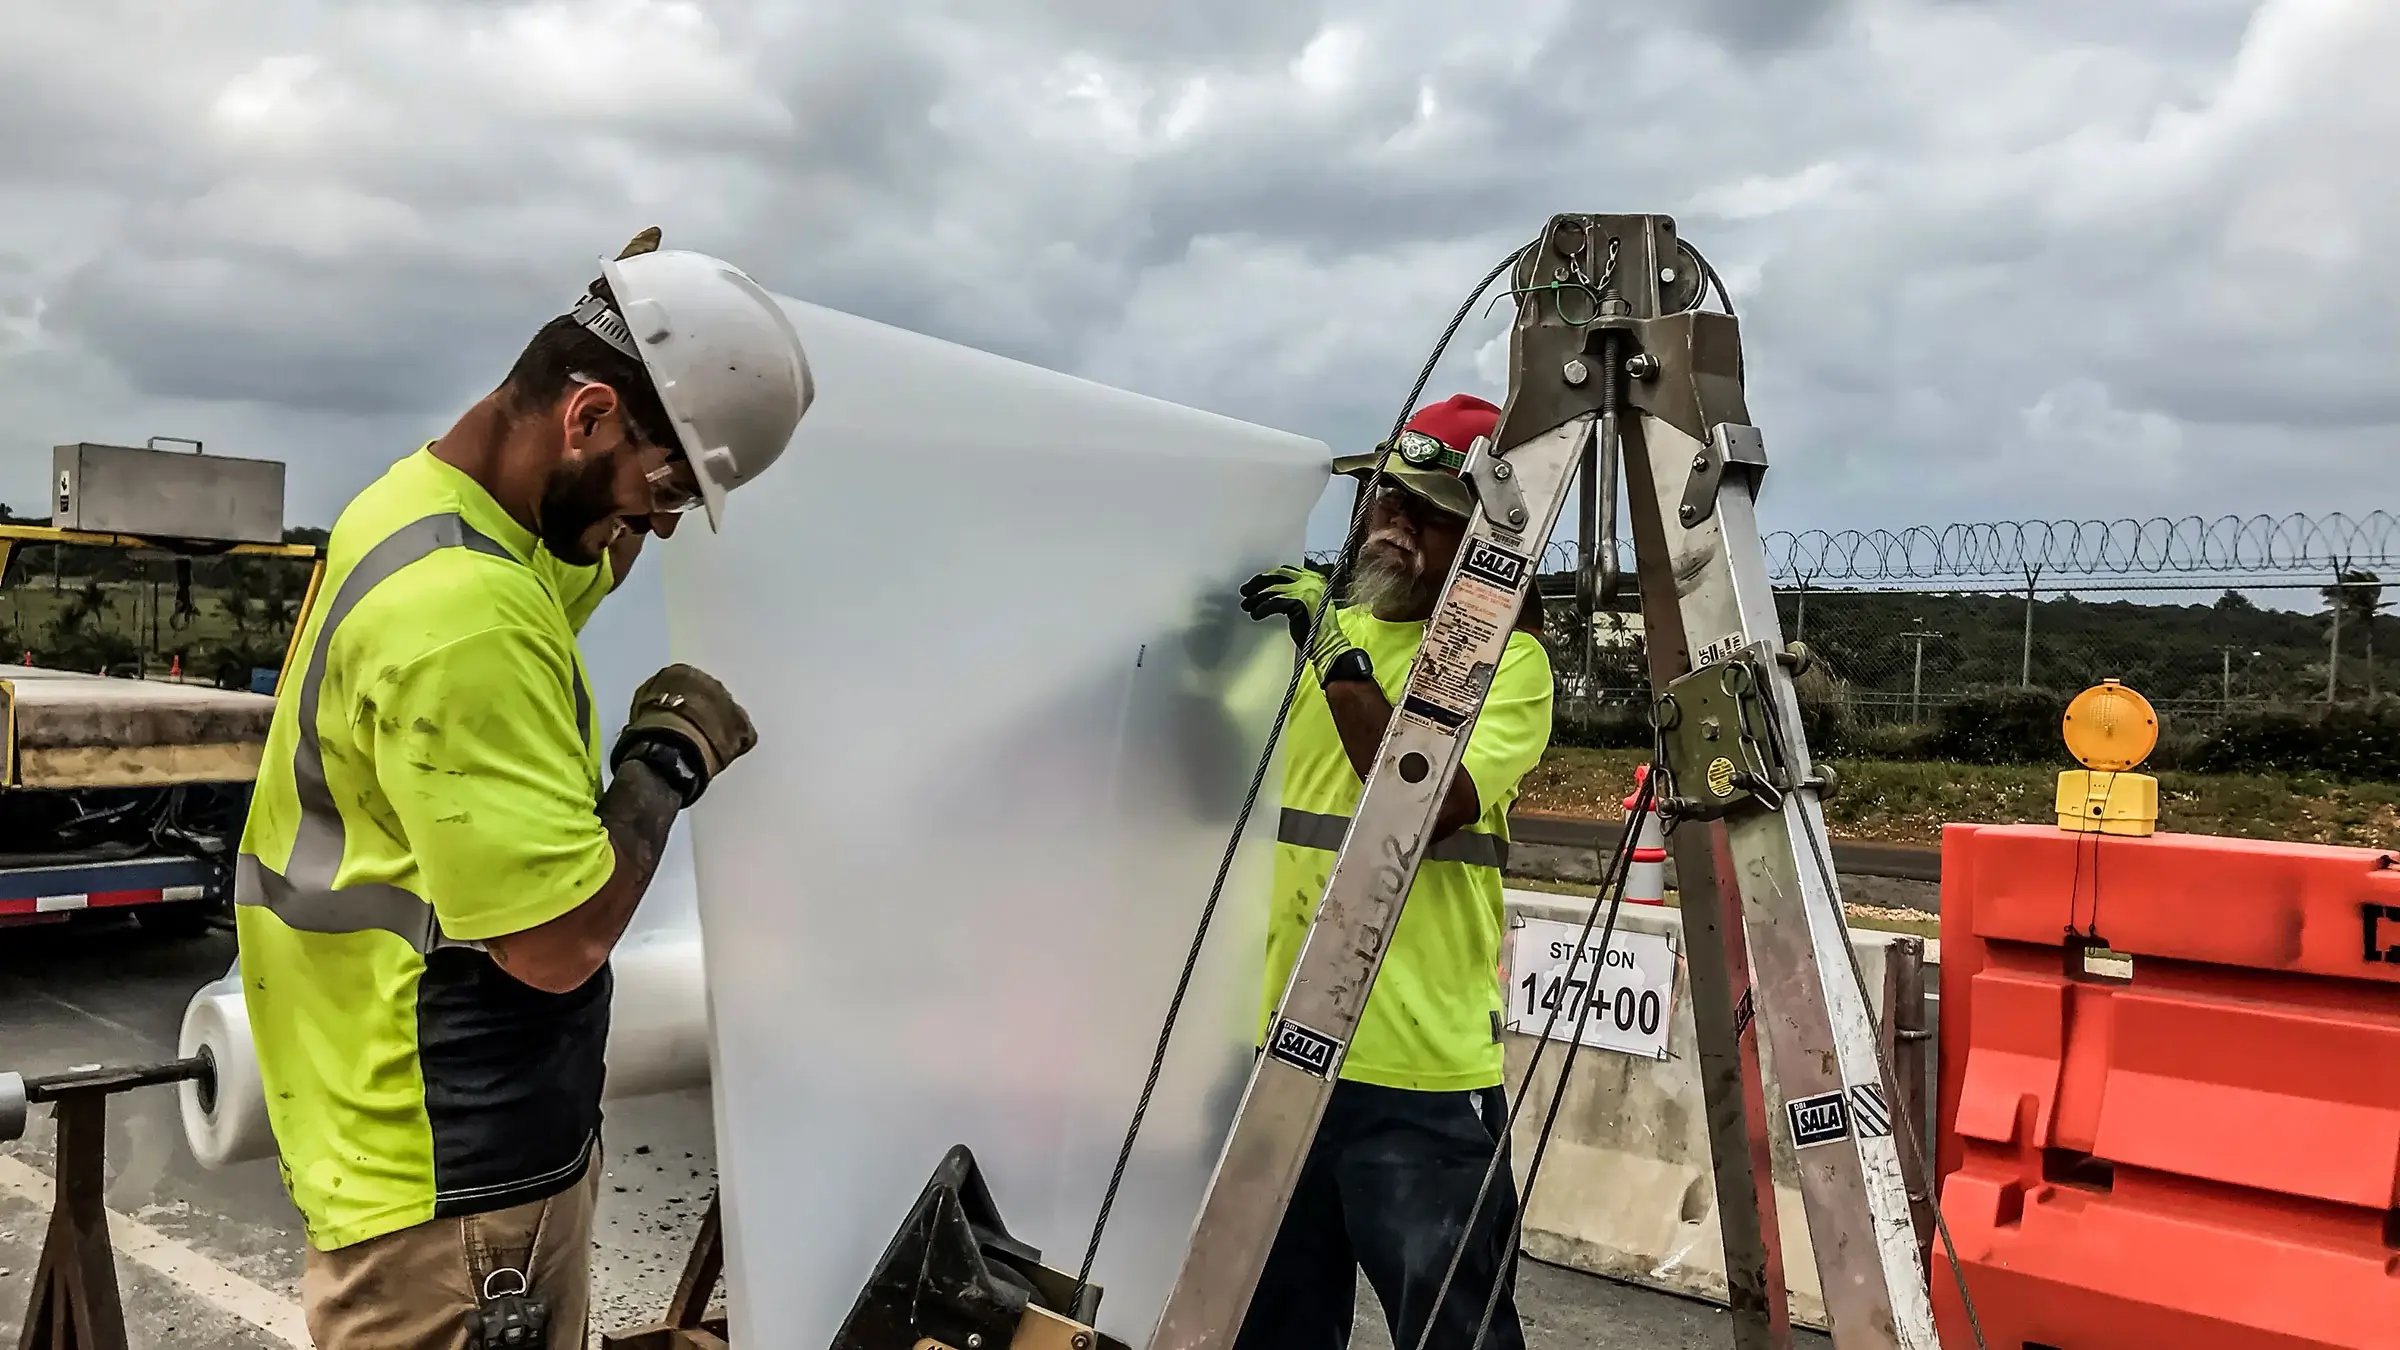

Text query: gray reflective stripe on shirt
(1276, 807), (1510, 871)
(237, 512), (558, 952)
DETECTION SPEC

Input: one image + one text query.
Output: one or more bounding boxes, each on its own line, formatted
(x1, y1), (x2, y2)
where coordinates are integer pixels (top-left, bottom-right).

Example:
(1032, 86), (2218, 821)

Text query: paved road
(0, 915), (1816, 1349)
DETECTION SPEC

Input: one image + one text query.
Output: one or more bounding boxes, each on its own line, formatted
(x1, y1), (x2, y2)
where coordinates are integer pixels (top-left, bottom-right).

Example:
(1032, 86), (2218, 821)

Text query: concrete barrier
(1500, 889), (1936, 1329)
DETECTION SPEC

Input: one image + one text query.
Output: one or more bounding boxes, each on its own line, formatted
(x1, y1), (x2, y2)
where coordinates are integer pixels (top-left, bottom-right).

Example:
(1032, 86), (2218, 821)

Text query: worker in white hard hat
(234, 228), (810, 1349)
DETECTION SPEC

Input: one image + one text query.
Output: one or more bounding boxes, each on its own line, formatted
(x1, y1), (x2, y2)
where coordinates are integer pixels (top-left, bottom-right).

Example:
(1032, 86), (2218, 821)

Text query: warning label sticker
(1266, 1018), (1344, 1079)
(1399, 539), (1529, 731)
(1695, 633), (1746, 667)
(1787, 1090), (1851, 1150)
(1459, 538), (1529, 590)
(1706, 756), (1737, 798)
(1849, 1084), (1893, 1139)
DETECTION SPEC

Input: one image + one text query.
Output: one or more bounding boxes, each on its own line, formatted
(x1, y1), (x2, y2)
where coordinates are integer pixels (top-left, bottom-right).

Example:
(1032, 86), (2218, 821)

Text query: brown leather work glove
(620, 664), (757, 782)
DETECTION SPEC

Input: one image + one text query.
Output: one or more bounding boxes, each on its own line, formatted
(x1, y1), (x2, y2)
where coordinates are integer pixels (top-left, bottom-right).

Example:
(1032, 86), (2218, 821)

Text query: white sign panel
(1506, 916), (1678, 1060)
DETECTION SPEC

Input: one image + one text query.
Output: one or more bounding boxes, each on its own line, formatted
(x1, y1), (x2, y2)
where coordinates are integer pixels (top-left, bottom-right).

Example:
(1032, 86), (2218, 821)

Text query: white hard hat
(576, 247), (812, 531)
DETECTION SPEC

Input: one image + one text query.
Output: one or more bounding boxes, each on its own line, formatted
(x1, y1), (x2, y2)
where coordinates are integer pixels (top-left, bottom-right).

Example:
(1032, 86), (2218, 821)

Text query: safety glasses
(644, 457), (705, 516)
(570, 370), (703, 515)
(1374, 482), (1452, 527)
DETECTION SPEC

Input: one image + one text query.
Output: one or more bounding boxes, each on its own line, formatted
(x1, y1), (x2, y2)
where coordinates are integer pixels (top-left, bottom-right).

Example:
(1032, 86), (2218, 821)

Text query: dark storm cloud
(46, 244), (555, 414)
(1676, 0), (1850, 52)
(0, 0), (2388, 538)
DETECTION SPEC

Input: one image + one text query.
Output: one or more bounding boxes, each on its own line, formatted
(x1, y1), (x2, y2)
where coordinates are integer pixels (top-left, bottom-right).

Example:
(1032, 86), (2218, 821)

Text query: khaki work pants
(302, 1149), (600, 1350)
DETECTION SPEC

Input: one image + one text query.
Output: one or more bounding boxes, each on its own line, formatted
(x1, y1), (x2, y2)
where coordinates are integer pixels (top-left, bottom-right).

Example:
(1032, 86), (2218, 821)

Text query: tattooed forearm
(483, 759), (687, 993)
(597, 758), (684, 897)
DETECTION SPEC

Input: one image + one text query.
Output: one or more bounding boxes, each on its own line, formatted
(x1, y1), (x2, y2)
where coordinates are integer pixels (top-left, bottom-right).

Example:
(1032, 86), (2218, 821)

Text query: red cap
(1329, 393), (1502, 518)
(1401, 393), (1501, 465)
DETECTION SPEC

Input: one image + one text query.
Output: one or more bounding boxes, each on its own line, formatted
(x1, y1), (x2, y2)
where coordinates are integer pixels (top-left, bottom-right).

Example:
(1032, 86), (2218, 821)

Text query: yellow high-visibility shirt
(236, 446), (617, 1251)
(1261, 607), (1554, 1092)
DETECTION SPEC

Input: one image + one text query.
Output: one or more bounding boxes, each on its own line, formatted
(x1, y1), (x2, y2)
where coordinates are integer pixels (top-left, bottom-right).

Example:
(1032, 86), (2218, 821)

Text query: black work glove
(1239, 563), (1354, 681)
(609, 664), (757, 806)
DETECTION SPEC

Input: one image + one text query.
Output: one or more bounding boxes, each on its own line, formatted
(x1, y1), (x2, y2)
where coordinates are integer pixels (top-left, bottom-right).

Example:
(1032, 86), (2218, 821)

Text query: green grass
(1520, 745), (2400, 849)
(0, 580), (295, 681)
(4, 585), (252, 642)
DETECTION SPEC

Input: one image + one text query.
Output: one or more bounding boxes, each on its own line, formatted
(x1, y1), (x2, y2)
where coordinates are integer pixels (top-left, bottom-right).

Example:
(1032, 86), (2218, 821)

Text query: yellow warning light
(2057, 680), (2161, 836)
(2061, 679), (2158, 773)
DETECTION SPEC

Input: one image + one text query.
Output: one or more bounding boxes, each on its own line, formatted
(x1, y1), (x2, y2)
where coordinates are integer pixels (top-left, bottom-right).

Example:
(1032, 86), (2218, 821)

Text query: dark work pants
(1233, 1080), (1527, 1350)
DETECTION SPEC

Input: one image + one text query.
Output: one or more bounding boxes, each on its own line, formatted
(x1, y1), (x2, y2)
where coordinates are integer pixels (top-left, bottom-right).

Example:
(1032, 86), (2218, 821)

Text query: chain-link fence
(13, 502), (2394, 717)
(1766, 583), (2390, 726)
(1373, 512), (2400, 734)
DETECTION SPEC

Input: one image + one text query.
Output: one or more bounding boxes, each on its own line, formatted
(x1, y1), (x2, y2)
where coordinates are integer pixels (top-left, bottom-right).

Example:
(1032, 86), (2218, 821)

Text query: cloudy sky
(0, 0), (2391, 548)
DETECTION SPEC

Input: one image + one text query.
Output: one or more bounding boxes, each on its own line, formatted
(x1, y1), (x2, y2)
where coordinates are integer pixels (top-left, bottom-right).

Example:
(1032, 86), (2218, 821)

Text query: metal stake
(1904, 623), (1944, 724)
(2330, 572), (2343, 703)
(2019, 566), (2040, 688)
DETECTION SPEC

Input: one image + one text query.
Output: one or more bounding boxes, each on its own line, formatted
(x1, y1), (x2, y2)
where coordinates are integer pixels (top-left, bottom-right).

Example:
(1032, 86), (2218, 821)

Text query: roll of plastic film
(178, 938), (711, 1169)
(0, 1071), (27, 1144)
(600, 932), (712, 1100)
(178, 965), (275, 1168)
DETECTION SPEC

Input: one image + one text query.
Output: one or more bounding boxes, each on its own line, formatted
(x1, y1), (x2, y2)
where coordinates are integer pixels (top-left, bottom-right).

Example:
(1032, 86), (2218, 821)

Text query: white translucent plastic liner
(666, 297), (1328, 1347)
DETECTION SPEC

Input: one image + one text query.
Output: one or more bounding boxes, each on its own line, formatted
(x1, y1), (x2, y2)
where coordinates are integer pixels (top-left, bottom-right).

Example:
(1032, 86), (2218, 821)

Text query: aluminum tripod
(1148, 213), (1937, 1350)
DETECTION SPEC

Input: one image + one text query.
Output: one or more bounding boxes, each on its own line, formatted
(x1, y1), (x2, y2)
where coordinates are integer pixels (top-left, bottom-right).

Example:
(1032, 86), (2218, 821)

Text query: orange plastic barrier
(1935, 823), (2400, 1349)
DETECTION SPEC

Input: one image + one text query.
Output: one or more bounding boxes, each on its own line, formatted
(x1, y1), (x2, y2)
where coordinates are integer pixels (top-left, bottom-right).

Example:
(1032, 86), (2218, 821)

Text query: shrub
(2186, 699), (2400, 781)
(204, 639), (291, 691)
(1552, 678), (2400, 784)
(1848, 722), (1936, 761)
(1788, 647), (1854, 756)
(1551, 700), (1653, 751)
(1927, 686), (2070, 765)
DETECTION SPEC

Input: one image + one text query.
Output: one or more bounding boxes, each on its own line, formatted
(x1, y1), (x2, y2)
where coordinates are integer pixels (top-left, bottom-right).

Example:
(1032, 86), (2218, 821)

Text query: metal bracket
(1652, 656), (1788, 822)
(1678, 423), (1768, 528)
(1461, 434), (1530, 531)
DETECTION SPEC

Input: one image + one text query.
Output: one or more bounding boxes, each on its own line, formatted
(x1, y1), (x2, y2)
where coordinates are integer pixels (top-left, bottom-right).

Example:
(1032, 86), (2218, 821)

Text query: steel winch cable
(1414, 762), (1653, 1350)
(1072, 239), (1536, 1299)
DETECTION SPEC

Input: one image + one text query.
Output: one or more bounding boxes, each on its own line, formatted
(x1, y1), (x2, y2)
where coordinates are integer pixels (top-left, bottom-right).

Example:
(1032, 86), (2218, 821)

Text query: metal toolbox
(51, 441), (285, 543)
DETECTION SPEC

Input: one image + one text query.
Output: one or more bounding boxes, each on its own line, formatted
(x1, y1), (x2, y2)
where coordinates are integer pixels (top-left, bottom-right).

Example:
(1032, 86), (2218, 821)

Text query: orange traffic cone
(1624, 764), (1668, 905)
(169, 654), (181, 680)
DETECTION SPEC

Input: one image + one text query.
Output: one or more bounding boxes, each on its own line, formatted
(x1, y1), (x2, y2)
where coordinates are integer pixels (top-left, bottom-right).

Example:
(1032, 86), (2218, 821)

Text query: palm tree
(2354, 571), (2386, 699)
(222, 561), (258, 643)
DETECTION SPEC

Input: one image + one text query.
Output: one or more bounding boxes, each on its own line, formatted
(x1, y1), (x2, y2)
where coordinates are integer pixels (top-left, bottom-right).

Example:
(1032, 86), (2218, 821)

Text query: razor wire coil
(1312, 512), (2398, 587)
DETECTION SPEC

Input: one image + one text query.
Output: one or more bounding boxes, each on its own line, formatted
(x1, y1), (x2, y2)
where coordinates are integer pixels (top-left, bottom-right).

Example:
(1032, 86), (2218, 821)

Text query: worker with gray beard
(1235, 393), (1554, 1350)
